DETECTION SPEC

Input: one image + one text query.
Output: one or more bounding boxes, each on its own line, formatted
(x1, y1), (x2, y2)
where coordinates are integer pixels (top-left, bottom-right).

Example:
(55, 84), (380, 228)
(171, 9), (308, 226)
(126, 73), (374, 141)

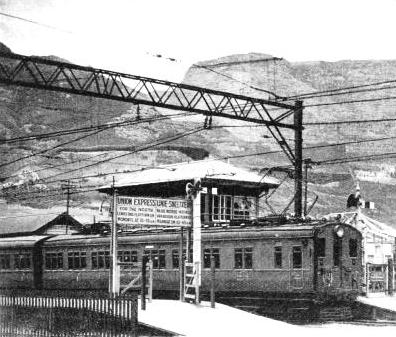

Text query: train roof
(42, 220), (357, 246)
(0, 235), (50, 249)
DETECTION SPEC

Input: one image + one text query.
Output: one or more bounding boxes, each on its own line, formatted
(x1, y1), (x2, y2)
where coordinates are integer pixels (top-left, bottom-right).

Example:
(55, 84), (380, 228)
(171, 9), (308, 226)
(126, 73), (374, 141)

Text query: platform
(357, 295), (396, 312)
(138, 299), (299, 337)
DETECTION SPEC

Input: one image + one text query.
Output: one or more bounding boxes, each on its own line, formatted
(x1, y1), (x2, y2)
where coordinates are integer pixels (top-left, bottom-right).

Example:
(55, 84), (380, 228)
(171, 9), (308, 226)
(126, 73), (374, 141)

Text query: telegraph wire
(305, 95), (396, 108)
(304, 118), (396, 126)
(0, 11), (73, 34)
(3, 134), (394, 197)
(0, 111), (196, 144)
(39, 126), (206, 184)
(0, 128), (106, 169)
(284, 78), (396, 100)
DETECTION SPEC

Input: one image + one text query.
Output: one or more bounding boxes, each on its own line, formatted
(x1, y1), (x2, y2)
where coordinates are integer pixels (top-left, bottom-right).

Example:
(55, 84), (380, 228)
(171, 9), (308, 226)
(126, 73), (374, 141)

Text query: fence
(0, 290), (138, 334)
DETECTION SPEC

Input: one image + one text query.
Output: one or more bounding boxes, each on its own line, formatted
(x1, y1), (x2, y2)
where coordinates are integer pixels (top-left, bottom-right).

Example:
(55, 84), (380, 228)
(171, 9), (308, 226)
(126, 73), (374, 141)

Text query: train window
(172, 249), (193, 268)
(144, 250), (166, 269)
(274, 246), (282, 269)
(234, 248), (253, 269)
(0, 254), (10, 270)
(292, 247), (302, 269)
(212, 195), (232, 221)
(118, 250), (138, 264)
(204, 248), (220, 269)
(14, 253), (31, 270)
(92, 251), (110, 269)
(333, 236), (341, 267)
(172, 250), (179, 269)
(68, 252), (87, 269)
(317, 238), (326, 257)
(45, 252), (63, 270)
(349, 239), (358, 258)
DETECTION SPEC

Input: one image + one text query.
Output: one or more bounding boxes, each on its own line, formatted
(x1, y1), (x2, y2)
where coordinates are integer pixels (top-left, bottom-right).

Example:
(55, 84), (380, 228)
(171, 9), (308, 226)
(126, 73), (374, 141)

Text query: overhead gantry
(0, 51), (304, 300)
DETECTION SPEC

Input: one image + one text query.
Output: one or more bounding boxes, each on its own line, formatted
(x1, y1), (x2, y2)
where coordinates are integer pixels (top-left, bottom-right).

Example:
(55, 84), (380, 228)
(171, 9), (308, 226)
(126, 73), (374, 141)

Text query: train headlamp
(334, 225), (344, 238)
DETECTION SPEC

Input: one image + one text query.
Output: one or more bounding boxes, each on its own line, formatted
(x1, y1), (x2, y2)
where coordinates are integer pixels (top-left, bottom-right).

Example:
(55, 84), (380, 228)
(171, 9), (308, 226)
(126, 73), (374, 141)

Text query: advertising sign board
(117, 196), (192, 230)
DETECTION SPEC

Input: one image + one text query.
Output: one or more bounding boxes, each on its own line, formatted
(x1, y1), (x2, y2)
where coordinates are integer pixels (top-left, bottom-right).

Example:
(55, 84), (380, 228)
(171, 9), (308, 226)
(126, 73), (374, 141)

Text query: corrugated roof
(99, 159), (279, 190)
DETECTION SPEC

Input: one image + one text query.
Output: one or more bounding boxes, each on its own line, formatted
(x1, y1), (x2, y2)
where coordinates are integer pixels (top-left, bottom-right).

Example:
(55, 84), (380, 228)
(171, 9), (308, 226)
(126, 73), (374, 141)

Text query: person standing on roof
(347, 182), (363, 210)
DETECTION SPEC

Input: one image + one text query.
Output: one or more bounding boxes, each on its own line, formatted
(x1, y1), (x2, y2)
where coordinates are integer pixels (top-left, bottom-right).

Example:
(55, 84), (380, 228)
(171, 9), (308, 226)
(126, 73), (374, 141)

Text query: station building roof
(98, 159), (280, 196)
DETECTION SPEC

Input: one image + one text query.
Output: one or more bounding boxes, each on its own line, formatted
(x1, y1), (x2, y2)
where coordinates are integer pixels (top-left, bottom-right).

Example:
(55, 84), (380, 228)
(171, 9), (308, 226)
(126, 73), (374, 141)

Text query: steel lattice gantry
(0, 52), (304, 217)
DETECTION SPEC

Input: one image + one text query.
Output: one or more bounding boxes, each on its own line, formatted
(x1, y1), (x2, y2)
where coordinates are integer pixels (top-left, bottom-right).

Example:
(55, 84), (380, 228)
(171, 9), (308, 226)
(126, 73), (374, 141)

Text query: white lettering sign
(116, 196), (192, 230)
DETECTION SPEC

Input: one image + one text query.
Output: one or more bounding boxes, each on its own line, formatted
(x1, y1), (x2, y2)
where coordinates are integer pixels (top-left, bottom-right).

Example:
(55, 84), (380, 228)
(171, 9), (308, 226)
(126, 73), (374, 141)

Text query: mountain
(183, 53), (396, 223)
(0, 44), (395, 224)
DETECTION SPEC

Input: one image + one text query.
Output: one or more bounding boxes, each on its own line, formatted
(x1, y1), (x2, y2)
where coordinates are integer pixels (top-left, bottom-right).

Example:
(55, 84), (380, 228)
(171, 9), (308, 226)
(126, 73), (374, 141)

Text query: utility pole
(294, 100), (304, 218)
(304, 158), (313, 216)
(109, 177), (120, 296)
(61, 180), (75, 234)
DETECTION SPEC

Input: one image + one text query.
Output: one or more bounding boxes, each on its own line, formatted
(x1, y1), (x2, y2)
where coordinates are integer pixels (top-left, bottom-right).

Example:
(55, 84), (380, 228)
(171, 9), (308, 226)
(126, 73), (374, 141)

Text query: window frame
(274, 246), (282, 269)
(292, 246), (302, 269)
(234, 247), (253, 269)
(92, 250), (110, 269)
(144, 249), (166, 269)
(14, 252), (31, 270)
(45, 252), (64, 270)
(67, 251), (87, 270)
(203, 248), (220, 269)
(0, 253), (11, 270)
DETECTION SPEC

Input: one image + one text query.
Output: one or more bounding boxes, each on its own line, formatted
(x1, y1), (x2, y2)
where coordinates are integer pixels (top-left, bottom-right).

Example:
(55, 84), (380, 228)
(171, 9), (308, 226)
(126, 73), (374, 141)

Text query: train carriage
(0, 220), (363, 304)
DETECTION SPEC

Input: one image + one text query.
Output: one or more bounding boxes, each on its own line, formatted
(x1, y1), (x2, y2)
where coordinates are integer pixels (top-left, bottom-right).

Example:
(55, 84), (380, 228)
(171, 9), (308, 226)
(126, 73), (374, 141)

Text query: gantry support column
(294, 100), (304, 218)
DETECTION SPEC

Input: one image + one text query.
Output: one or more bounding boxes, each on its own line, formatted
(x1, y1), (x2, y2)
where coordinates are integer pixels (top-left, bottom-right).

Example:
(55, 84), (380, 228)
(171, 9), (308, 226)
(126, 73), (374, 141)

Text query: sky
(0, 0), (396, 81)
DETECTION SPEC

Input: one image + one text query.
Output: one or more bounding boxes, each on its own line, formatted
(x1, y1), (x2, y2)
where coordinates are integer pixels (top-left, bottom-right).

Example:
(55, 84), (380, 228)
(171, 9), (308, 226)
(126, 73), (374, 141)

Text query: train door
(289, 246), (304, 289)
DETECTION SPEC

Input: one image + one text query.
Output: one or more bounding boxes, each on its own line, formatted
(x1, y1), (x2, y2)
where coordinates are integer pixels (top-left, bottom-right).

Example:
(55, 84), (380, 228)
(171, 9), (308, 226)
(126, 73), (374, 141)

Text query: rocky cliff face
(0, 45), (395, 224)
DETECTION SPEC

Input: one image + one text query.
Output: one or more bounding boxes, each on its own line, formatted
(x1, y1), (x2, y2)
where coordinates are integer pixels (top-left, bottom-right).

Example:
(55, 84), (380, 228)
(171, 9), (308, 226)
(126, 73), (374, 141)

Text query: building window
(45, 252), (63, 270)
(118, 250), (138, 263)
(92, 251), (110, 269)
(333, 236), (341, 267)
(0, 254), (11, 270)
(234, 248), (253, 269)
(14, 253), (31, 269)
(144, 250), (166, 269)
(212, 195), (232, 221)
(68, 252), (87, 269)
(292, 247), (302, 269)
(349, 239), (358, 258)
(233, 196), (255, 220)
(203, 248), (220, 269)
(212, 195), (256, 221)
(274, 246), (282, 269)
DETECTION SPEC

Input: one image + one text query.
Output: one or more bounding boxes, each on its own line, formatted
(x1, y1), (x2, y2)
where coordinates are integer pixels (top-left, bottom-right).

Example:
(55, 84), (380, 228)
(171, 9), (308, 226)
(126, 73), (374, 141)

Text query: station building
(98, 159), (280, 229)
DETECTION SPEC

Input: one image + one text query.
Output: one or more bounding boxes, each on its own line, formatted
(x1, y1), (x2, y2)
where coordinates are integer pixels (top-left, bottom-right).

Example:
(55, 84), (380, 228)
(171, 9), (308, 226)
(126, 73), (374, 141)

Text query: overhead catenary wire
(284, 78), (396, 100)
(0, 111), (198, 177)
(39, 126), (205, 184)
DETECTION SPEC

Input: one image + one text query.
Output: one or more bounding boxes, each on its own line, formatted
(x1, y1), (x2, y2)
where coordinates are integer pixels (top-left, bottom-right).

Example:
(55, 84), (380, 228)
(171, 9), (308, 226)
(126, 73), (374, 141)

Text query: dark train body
(0, 220), (362, 306)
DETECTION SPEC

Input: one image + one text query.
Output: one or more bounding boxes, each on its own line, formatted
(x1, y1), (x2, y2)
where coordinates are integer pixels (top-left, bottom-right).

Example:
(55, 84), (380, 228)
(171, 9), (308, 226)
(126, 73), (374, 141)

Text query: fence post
(210, 255), (215, 308)
(141, 256), (147, 310)
(388, 258), (394, 296)
(148, 260), (153, 303)
(366, 263), (370, 295)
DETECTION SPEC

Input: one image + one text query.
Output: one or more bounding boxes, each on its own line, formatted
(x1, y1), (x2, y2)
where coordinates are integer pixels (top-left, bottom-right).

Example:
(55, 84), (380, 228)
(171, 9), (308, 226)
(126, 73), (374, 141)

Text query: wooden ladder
(184, 262), (199, 303)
